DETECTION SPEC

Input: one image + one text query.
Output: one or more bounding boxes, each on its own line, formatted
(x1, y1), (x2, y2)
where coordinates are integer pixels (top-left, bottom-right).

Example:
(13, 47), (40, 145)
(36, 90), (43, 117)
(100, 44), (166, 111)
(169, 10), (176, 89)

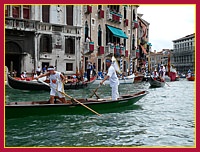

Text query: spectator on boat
(36, 65), (71, 104)
(100, 59), (119, 100)
(42, 65), (47, 73)
(152, 69), (159, 79)
(20, 72), (25, 80)
(86, 60), (92, 82)
(36, 66), (41, 76)
(92, 63), (96, 76)
(159, 64), (166, 78)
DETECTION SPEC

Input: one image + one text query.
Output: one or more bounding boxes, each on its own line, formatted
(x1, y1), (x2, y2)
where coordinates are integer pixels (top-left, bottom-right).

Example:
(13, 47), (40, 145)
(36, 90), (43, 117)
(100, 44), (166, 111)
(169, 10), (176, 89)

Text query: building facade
(5, 5), (82, 76)
(5, 5), (151, 77)
(172, 33), (195, 74)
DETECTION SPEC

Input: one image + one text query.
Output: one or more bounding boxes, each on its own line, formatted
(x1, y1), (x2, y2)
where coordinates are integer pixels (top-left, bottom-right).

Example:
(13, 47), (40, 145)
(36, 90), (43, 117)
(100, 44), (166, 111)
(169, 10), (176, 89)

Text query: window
(23, 5), (30, 19)
(42, 5), (50, 23)
(98, 5), (102, 10)
(66, 5), (73, 25)
(132, 34), (135, 50)
(133, 9), (136, 20)
(124, 32), (126, 49)
(108, 5), (119, 12)
(12, 5), (20, 18)
(98, 59), (101, 72)
(98, 25), (102, 46)
(40, 35), (52, 53)
(92, 19), (95, 25)
(66, 63), (73, 71)
(85, 21), (89, 42)
(124, 7), (127, 19)
(65, 38), (75, 54)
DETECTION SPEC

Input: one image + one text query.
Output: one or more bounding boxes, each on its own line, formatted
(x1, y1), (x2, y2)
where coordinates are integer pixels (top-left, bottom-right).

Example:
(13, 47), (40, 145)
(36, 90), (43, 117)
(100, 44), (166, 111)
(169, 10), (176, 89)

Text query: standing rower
(36, 65), (69, 104)
(100, 59), (119, 100)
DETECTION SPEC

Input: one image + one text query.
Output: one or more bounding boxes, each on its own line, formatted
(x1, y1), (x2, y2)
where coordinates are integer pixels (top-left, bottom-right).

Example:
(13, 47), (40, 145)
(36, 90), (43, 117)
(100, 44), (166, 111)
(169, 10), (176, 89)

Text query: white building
(5, 5), (82, 76)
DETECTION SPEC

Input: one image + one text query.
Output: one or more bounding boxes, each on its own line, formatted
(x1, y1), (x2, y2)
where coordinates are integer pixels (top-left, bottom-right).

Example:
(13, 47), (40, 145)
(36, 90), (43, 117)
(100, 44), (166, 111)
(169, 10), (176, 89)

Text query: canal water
(5, 79), (195, 147)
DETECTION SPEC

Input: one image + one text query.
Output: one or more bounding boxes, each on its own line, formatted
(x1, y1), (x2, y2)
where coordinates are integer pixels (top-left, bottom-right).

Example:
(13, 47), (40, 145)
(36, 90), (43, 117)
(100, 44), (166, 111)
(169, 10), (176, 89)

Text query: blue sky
(137, 5), (195, 52)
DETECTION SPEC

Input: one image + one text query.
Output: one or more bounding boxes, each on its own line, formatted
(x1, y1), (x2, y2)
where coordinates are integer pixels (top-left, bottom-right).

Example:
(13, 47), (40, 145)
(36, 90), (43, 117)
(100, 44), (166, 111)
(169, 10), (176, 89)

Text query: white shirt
(107, 65), (119, 87)
(49, 71), (63, 92)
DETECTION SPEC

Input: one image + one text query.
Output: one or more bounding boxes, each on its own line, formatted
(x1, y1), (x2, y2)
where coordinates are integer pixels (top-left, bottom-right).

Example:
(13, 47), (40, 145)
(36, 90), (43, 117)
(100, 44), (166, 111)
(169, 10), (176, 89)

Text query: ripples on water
(5, 79), (195, 147)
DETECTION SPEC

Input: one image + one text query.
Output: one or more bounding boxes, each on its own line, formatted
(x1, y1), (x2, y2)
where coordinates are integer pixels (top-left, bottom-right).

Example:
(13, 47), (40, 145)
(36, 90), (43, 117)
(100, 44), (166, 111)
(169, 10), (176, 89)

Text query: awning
(107, 25), (128, 39)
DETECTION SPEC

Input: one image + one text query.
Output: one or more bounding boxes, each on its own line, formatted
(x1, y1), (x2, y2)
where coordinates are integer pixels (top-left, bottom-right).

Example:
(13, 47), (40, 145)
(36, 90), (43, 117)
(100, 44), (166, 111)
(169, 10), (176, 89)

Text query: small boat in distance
(148, 76), (165, 88)
(5, 90), (149, 119)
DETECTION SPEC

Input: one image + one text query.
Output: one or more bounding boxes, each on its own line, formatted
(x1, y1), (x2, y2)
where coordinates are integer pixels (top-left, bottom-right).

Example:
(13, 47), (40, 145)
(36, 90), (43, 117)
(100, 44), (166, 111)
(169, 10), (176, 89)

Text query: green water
(5, 79), (195, 147)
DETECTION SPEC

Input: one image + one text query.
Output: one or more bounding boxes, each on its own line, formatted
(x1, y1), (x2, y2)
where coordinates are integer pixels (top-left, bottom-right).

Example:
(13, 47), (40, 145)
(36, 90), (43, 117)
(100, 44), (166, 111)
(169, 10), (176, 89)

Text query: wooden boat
(93, 74), (135, 85)
(148, 76), (165, 87)
(7, 74), (96, 91)
(186, 76), (195, 81)
(134, 74), (144, 83)
(5, 90), (148, 119)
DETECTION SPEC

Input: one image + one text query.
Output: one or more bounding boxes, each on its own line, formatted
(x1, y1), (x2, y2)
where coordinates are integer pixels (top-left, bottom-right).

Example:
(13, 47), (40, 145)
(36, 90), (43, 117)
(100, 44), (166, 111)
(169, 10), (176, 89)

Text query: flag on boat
(111, 56), (122, 74)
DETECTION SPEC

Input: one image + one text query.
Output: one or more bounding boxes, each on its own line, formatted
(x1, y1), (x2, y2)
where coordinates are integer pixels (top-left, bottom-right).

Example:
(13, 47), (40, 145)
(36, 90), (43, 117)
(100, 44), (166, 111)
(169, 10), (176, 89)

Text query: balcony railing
(83, 42), (94, 54)
(98, 46), (104, 55)
(98, 9), (104, 19)
(106, 10), (122, 23)
(5, 18), (36, 31)
(84, 5), (92, 14)
(124, 19), (128, 26)
(132, 20), (139, 29)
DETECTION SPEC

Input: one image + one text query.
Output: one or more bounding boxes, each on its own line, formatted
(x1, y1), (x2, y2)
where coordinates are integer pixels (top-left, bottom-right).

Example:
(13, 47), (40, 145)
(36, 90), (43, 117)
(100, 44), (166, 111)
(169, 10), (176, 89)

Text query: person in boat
(36, 65), (71, 104)
(159, 64), (166, 77)
(100, 59), (119, 100)
(86, 60), (92, 82)
(152, 69), (159, 80)
(20, 72), (25, 80)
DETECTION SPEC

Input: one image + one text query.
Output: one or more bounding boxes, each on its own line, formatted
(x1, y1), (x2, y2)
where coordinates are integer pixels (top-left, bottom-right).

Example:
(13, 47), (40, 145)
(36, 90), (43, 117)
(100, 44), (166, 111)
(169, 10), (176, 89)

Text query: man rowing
(100, 59), (119, 100)
(36, 65), (71, 104)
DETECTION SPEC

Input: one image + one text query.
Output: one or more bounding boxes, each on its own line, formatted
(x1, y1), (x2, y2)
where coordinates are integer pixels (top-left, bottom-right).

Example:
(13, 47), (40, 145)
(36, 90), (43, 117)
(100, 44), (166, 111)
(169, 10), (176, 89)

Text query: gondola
(5, 91), (148, 119)
(6, 74), (96, 91)
(148, 76), (165, 87)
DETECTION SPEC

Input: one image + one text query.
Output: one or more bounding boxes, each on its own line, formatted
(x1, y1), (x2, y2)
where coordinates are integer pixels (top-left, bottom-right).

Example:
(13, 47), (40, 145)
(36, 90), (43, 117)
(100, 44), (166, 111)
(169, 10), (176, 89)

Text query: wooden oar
(90, 84), (101, 98)
(165, 82), (170, 87)
(38, 80), (101, 116)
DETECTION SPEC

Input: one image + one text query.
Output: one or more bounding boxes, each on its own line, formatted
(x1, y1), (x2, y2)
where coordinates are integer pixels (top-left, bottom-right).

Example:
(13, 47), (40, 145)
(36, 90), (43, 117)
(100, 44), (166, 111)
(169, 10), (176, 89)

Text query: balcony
(132, 20), (139, 29)
(84, 5), (92, 14)
(106, 10), (122, 23)
(125, 50), (129, 57)
(83, 42), (94, 54)
(5, 18), (36, 31)
(98, 9), (104, 19)
(124, 19), (128, 26)
(105, 43), (114, 56)
(98, 46), (104, 55)
(119, 47), (125, 56)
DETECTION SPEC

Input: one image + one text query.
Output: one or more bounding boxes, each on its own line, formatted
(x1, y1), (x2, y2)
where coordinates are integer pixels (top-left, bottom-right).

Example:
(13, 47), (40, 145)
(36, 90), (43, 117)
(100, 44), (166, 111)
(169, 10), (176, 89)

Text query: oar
(38, 80), (101, 116)
(165, 82), (170, 87)
(90, 84), (101, 98)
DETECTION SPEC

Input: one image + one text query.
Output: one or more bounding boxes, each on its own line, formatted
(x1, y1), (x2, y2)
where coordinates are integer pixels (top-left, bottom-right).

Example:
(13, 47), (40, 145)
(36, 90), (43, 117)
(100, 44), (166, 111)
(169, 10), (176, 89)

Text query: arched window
(98, 25), (102, 46)
(85, 21), (89, 42)
(132, 34), (135, 50)
(133, 9), (136, 20)
(65, 37), (75, 54)
(40, 35), (52, 53)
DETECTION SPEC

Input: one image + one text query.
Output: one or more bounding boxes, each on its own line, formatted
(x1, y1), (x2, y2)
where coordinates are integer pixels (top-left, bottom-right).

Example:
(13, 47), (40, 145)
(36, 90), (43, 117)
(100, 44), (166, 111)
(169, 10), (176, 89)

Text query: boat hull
(187, 76), (195, 81)
(5, 91), (148, 119)
(148, 77), (165, 87)
(7, 74), (95, 91)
